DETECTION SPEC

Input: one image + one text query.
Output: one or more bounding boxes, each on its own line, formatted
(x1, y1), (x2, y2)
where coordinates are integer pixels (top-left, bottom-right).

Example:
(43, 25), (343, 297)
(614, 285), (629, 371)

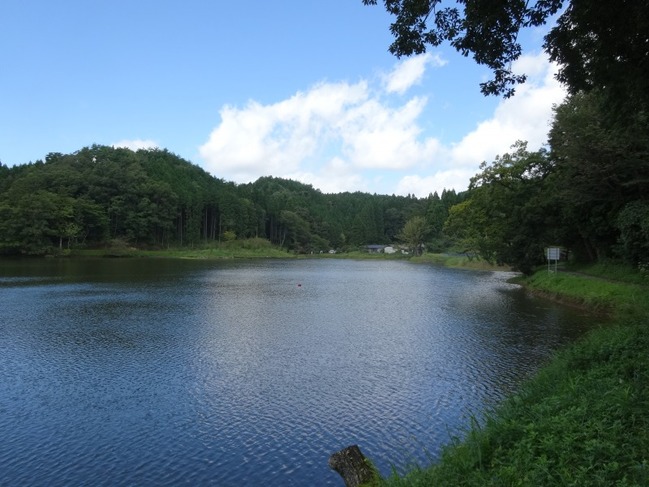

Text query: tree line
(0, 145), (462, 256)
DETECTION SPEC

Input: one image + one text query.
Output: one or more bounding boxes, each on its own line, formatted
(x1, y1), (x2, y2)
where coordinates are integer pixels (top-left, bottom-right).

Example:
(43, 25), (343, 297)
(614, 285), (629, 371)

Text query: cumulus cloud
(199, 81), (368, 181)
(383, 53), (446, 94)
(448, 52), (566, 168)
(397, 53), (567, 196)
(199, 77), (442, 184)
(338, 96), (441, 169)
(112, 139), (159, 151)
(199, 51), (566, 198)
(396, 168), (478, 197)
(284, 159), (370, 195)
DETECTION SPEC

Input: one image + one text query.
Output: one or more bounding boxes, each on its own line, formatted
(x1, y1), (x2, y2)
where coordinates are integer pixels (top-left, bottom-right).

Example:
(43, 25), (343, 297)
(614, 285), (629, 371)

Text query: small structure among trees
(365, 244), (386, 253)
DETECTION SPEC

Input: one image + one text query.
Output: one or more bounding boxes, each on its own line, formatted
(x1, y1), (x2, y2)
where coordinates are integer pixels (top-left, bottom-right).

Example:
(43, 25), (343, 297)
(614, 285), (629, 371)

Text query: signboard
(546, 247), (561, 273)
(546, 247), (561, 260)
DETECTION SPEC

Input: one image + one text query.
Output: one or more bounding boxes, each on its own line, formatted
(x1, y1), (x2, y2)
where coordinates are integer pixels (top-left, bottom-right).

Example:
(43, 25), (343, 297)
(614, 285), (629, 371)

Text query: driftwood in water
(328, 445), (378, 487)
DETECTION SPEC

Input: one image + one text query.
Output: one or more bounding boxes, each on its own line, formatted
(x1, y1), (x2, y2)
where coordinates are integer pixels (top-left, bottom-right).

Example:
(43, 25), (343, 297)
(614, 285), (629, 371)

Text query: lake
(0, 258), (599, 486)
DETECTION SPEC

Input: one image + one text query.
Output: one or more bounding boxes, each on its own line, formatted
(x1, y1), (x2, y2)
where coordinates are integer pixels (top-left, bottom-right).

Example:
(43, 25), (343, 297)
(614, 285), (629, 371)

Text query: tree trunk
(328, 445), (378, 487)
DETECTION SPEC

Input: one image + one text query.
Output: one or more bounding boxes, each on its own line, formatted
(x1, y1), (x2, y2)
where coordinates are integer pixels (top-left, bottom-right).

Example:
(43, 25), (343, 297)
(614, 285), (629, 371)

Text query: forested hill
(0, 145), (462, 255)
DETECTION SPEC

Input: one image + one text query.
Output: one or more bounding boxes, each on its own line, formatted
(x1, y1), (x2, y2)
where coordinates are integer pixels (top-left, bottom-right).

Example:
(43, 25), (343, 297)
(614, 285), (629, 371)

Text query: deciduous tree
(445, 142), (553, 273)
(398, 215), (429, 256)
(548, 91), (649, 261)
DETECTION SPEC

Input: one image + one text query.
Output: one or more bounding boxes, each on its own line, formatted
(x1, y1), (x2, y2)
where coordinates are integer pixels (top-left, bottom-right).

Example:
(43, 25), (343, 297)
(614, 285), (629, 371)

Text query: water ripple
(0, 259), (599, 485)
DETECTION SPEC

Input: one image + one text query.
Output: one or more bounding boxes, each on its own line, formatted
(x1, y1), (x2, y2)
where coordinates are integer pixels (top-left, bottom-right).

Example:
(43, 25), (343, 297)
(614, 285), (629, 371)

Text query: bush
(103, 238), (135, 257)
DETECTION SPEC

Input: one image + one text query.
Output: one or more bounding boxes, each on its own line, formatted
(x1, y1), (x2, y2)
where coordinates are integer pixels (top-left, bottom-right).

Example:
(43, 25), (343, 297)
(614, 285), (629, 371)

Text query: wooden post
(328, 445), (378, 487)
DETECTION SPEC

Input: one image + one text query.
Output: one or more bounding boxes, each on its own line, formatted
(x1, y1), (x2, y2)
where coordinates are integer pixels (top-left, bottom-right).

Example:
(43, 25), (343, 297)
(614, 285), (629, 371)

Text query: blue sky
(1, 1), (566, 196)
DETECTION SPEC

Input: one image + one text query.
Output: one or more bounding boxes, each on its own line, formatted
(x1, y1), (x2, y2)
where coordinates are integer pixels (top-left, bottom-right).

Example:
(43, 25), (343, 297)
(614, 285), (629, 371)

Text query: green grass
(71, 245), (507, 269)
(72, 238), (294, 260)
(411, 253), (512, 271)
(317, 250), (411, 260)
(565, 262), (649, 286)
(377, 265), (649, 487)
(137, 243), (293, 260)
(520, 272), (647, 317)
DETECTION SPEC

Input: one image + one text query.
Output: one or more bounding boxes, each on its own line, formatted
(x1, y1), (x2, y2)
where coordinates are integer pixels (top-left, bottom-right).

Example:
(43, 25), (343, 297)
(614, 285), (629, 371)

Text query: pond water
(0, 258), (599, 486)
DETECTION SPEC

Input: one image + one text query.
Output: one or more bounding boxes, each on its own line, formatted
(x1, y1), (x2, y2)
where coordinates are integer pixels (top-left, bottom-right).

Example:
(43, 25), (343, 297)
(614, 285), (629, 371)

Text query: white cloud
(112, 139), (159, 151)
(383, 53), (446, 94)
(199, 78), (442, 184)
(448, 52), (566, 169)
(199, 82), (368, 182)
(284, 158), (370, 194)
(339, 96), (441, 169)
(396, 169), (478, 197)
(198, 51), (566, 198)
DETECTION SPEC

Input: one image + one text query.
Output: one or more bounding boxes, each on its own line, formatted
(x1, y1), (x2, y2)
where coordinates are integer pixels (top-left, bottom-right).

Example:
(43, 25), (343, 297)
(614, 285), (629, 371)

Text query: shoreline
(3, 248), (510, 272)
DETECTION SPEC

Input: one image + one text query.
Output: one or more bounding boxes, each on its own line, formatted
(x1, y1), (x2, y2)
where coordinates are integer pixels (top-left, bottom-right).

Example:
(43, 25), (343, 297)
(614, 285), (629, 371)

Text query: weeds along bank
(380, 265), (649, 487)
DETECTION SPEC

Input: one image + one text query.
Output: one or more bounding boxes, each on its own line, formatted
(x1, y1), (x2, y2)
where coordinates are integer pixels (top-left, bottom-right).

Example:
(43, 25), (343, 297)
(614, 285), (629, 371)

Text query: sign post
(546, 247), (561, 273)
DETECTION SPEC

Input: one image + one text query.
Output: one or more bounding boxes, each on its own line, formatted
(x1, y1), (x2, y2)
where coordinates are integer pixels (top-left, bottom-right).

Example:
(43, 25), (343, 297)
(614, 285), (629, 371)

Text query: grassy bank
(377, 265), (649, 486)
(72, 238), (295, 260)
(410, 253), (512, 271)
(517, 268), (649, 319)
(71, 246), (500, 268)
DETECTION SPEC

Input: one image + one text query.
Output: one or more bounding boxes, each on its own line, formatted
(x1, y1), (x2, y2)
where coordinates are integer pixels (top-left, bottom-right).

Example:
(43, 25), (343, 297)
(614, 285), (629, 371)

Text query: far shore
(39, 246), (513, 272)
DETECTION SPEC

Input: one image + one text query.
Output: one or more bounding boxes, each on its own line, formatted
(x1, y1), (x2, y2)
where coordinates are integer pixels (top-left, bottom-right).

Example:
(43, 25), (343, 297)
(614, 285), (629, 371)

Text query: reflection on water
(0, 258), (600, 486)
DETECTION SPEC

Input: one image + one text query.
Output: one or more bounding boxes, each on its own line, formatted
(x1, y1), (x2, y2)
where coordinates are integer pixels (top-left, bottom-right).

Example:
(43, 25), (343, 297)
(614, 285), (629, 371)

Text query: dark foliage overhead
(364, 0), (649, 109)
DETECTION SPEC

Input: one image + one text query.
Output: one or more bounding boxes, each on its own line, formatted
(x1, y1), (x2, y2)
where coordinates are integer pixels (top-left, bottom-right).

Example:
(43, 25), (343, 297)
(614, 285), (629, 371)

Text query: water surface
(0, 258), (599, 485)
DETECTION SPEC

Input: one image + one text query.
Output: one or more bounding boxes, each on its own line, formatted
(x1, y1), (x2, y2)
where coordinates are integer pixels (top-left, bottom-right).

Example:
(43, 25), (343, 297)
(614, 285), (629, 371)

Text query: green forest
(0, 144), (463, 257)
(1, 85), (648, 274)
